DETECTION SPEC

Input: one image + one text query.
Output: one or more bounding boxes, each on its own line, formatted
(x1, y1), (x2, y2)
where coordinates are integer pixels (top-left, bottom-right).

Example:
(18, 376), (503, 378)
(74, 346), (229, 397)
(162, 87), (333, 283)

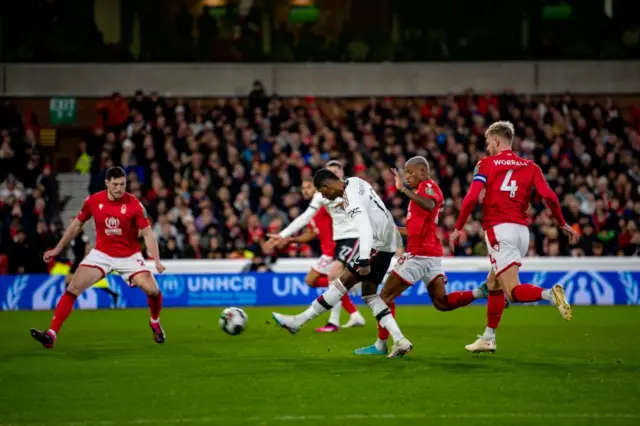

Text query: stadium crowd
(0, 101), (61, 274)
(82, 87), (640, 262)
(1, 87), (639, 274)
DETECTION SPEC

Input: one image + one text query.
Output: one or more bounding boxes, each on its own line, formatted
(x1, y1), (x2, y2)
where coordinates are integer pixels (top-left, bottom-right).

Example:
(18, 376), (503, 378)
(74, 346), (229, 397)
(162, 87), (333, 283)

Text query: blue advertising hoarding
(1, 270), (639, 311)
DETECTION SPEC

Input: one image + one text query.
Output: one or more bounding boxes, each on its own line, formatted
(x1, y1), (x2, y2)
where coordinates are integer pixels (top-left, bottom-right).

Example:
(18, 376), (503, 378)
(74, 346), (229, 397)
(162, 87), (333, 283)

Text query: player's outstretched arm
(140, 226), (165, 273)
(397, 226), (407, 237)
(399, 186), (436, 211)
(265, 195), (322, 249)
(44, 218), (85, 262)
(392, 168), (436, 211)
(451, 180), (484, 250)
(532, 166), (579, 244)
(279, 201), (319, 239)
(292, 227), (317, 244)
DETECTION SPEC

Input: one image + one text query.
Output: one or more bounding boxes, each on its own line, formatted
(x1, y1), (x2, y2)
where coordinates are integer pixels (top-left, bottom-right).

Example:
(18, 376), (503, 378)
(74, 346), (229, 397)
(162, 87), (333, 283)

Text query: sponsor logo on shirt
(425, 185), (435, 196)
(105, 217), (123, 235)
(347, 207), (362, 218)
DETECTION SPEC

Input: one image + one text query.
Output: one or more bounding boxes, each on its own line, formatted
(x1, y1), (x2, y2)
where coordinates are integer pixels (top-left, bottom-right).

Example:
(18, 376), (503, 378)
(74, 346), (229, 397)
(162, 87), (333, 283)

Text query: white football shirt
(279, 192), (359, 241)
(343, 177), (398, 260)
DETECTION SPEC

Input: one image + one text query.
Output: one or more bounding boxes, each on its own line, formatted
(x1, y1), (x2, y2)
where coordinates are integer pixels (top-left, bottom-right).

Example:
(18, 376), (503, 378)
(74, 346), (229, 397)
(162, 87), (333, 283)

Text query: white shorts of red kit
(391, 253), (446, 286)
(80, 249), (151, 285)
(311, 254), (334, 275)
(484, 223), (529, 277)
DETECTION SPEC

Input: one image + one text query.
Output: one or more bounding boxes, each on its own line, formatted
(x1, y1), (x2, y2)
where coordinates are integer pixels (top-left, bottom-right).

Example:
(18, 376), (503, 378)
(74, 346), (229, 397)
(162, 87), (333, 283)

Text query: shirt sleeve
(532, 165), (566, 226)
(279, 192), (322, 238)
(472, 160), (489, 186)
(135, 201), (151, 230)
(454, 180), (484, 230)
(344, 182), (374, 262)
(77, 196), (92, 223)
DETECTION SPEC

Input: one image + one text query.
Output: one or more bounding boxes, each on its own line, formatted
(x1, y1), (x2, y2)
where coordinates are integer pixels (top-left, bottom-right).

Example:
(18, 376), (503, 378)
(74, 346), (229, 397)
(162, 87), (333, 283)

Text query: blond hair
(485, 121), (515, 145)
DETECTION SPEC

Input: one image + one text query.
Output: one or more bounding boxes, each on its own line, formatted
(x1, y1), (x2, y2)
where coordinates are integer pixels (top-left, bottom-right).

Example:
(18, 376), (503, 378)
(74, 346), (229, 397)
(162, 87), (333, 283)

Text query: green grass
(0, 306), (639, 426)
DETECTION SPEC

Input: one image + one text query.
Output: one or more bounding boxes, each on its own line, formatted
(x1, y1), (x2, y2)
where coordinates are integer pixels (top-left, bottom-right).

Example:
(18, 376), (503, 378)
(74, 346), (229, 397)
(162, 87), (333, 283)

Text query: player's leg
(465, 268), (503, 353)
(498, 265), (571, 319)
(328, 255), (365, 329)
(118, 253), (165, 343)
(307, 259), (342, 332)
(426, 256), (480, 311)
(354, 272), (403, 355)
(129, 271), (165, 343)
(354, 253), (418, 355)
(306, 260), (330, 288)
(272, 265), (360, 334)
(496, 225), (571, 320)
(361, 252), (412, 358)
(429, 277), (472, 311)
(31, 258), (107, 348)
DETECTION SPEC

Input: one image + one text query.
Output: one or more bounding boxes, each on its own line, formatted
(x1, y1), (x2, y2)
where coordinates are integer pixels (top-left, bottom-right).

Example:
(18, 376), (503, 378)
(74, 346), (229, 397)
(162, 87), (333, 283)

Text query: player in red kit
(355, 156), (487, 356)
(31, 167), (167, 349)
(284, 178), (364, 332)
(450, 121), (578, 353)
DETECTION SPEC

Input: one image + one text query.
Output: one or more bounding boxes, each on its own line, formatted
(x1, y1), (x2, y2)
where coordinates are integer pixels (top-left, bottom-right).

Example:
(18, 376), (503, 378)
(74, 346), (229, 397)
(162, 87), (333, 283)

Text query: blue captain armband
(473, 174), (487, 184)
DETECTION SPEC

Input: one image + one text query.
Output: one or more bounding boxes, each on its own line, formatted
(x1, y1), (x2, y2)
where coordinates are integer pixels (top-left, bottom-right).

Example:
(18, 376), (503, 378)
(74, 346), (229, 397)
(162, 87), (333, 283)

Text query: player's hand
(449, 229), (462, 251)
(359, 266), (371, 276)
(391, 168), (404, 191)
(43, 246), (62, 262)
(561, 224), (579, 245)
(154, 260), (166, 274)
(278, 237), (293, 248)
(264, 234), (283, 250)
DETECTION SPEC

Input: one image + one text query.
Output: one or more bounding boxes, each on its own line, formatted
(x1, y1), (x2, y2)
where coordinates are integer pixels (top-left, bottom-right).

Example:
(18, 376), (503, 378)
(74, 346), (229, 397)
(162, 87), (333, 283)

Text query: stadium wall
(2, 61), (640, 96)
(1, 258), (639, 311)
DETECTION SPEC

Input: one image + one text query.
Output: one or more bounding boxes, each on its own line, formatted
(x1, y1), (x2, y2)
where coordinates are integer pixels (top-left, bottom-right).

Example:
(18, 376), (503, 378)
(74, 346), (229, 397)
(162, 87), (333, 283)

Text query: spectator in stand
(0, 103), (61, 273)
(84, 87), (639, 260)
(97, 92), (131, 131)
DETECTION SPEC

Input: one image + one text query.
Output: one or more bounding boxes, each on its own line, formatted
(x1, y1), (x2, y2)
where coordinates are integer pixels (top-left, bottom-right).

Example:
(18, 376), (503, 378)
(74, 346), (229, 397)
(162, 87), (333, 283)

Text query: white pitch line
(3, 413), (639, 426)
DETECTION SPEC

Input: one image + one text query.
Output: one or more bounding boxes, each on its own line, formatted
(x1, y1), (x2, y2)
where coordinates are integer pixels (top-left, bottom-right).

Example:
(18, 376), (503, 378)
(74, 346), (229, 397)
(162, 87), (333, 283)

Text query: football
(219, 307), (248, 335)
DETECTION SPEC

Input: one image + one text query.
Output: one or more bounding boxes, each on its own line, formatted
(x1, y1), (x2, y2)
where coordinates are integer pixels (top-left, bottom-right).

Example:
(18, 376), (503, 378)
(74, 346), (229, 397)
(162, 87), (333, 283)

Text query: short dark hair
(313, 168), (339, 189)
(106, 166), (126, 181)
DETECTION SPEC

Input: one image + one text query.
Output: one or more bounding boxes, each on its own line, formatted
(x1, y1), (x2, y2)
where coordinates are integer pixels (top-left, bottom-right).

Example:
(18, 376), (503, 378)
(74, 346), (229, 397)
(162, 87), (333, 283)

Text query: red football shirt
(77, 191), (150, 257)
(308, 206), (335, 257)
(474, 150), (543, 229)
(406, 179), (444, 257)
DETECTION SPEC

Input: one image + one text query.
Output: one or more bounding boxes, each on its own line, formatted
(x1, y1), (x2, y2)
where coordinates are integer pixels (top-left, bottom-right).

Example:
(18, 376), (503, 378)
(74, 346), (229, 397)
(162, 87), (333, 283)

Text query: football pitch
(0, 306), (638, 426)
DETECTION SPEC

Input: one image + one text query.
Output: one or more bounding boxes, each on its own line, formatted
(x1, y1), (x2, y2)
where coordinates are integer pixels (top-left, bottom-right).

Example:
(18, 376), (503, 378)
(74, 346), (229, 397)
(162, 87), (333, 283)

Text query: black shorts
(70, 258), (82, 274)
(345, 249), (395, 285)
(334, 238), (358, 265)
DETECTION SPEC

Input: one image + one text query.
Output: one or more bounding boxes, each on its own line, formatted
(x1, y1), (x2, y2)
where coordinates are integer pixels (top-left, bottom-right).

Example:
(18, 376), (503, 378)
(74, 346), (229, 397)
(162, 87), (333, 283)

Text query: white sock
(297, 279), (347, 324)
(541, 289), (553, 303)
(472, 288), (485, 299)
(481, 327), (496, 341)
(364, 295), (405, 343)
(150, 318), (160, 324)
(328, 302), (341, 326)
(375, 338), (388, 352)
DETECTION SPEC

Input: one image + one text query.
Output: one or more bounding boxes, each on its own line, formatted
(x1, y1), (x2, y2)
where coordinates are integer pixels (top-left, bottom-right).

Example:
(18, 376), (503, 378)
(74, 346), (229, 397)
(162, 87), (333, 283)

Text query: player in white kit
(273, 169), (412, 358)
(265, 161), (365, 329)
